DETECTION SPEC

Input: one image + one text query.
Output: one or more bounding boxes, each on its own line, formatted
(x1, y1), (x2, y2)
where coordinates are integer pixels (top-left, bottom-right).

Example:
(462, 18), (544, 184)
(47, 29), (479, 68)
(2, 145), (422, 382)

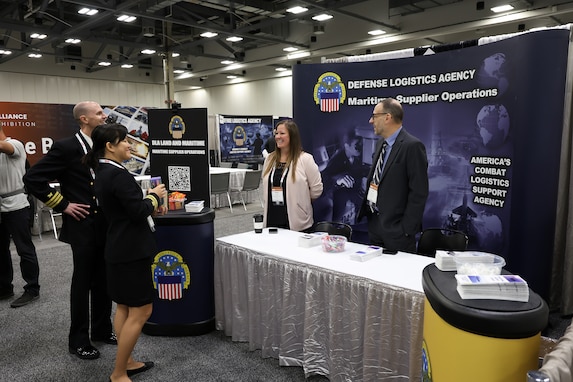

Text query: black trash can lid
(155, 208), (215, 226)
(422, 264), (548, 339)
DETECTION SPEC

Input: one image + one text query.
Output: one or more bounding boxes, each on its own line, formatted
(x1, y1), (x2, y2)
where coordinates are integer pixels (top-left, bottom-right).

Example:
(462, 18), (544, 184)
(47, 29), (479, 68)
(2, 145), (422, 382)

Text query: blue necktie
(372, 141), (388, 185)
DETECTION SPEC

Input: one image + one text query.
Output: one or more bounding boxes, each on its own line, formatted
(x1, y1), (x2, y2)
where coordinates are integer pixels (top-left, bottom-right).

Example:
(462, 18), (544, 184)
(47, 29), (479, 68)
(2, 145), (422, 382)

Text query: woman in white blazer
(262, 119), (323, 232)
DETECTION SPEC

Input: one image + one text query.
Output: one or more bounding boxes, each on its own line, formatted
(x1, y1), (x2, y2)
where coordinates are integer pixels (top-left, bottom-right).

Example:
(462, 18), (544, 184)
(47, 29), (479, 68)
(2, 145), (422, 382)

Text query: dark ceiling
(1, 0), (573, 89)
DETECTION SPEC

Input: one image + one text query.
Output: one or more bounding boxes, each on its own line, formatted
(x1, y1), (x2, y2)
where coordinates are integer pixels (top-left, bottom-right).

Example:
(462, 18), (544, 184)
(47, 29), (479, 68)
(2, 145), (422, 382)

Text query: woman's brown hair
(263, 119), (303, 182)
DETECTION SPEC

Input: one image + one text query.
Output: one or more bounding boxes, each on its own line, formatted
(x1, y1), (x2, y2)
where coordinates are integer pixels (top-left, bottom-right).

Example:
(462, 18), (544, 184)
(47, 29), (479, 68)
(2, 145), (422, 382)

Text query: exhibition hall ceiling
(1, 0), (573, 89)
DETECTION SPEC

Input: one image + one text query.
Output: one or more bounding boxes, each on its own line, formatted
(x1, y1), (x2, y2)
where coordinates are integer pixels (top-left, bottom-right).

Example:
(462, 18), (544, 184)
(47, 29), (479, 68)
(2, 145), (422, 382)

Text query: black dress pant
(367, 212), (417, 253)
(0, 207), (40, 295)
(68, 239), (112, 348)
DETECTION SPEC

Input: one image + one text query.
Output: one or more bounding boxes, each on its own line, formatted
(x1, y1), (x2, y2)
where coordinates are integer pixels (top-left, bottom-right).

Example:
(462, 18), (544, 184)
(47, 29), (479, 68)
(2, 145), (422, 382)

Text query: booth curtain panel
(551, 27), (573, 315)
(325, 25), (573, 315)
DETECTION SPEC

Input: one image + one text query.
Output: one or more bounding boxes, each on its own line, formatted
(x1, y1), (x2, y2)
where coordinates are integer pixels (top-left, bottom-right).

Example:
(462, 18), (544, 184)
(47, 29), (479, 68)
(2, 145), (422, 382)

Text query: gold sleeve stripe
(145, 194), (159, 209)
(45, 192), (64, 209)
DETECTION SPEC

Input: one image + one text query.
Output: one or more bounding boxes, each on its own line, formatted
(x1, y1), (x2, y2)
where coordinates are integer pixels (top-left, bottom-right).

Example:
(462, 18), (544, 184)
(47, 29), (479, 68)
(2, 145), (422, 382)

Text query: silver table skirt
(214, 240), (425, 381)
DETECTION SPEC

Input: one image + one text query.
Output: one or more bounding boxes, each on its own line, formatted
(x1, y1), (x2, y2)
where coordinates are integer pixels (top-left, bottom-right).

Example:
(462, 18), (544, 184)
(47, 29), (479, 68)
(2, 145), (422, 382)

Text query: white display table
(214, 228), (434, 381)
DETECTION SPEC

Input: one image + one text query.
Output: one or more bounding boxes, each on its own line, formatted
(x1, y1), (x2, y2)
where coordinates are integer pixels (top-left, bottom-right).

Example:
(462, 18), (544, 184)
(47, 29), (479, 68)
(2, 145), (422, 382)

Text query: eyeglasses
(370, 112), (390, 119)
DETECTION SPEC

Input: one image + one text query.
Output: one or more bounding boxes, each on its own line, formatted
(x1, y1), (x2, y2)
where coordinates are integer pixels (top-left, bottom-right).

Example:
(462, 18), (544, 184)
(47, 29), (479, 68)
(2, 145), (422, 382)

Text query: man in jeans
(0, 125), (40, 308)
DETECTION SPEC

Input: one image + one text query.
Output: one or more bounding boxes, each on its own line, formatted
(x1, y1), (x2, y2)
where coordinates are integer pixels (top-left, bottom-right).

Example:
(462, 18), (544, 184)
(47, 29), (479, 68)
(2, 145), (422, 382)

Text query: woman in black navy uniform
(84, 123), (166, 382)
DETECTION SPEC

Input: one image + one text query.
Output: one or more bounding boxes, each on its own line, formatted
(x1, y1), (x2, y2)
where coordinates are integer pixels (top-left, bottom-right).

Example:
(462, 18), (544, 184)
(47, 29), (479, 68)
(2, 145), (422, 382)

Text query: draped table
(214, 228), (435, 381)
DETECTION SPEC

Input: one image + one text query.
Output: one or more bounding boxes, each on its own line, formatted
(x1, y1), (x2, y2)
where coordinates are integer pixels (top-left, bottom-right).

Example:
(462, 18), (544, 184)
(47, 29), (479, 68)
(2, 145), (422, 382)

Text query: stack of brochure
(185, 200), (204, 213)
(298, 232), (327, 247)
(350, 245), (382, 262)
(455, 274), (530, 302)
(435, 250), (457, 271)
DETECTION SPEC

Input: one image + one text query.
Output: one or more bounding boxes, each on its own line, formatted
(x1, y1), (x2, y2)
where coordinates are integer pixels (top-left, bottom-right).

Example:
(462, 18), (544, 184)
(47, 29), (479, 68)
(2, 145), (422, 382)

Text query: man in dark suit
(24, 101), (115, 360)
(358, 98), (429, 253)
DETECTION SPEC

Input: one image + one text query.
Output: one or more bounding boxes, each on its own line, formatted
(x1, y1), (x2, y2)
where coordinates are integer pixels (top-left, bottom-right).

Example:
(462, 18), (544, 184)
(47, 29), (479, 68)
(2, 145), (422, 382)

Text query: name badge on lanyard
(367, 182), (379, 205)
(270, 166), (288, 206)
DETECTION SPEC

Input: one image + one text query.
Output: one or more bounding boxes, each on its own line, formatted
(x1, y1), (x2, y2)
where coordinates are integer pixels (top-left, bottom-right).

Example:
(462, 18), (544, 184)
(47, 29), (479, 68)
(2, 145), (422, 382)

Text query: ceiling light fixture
(200, 31), (218, 38)
(31, 33), (47, 39)
(491, 4), (514, 12)
(121, 64), (133, 68)
(28, 53), (42, 58)
(78, 8), (98, 16)
(177, 72), (194, 79)
(312, 14), (333, 21)
(171, 52), (180, 57)
(226, 63), (243, 71)
(117, 15), (137, 23)
(141, 49), (156, 54)
(283, 47), (298, 52)
(221, 60), (235, 65)
(65, 38), (81, 44)
(368, 29), (386, 36)
(0, 49), (12, 55)
(98, 61), (111, 66)
(226, 36), (243, 42)
(275, 67), (288, 72)
(287, 51), (310, 60)
(287, 6), (308, 14)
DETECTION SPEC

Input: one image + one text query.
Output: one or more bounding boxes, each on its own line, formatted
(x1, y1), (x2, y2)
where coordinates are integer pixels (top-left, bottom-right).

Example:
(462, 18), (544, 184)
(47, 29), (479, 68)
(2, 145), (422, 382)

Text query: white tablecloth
(214, 228), (435, 381)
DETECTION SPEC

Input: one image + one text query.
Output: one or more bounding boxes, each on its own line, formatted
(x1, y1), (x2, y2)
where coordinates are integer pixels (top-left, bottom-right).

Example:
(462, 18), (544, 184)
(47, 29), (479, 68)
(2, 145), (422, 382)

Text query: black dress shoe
(0, 288), (14, 300)
(10, 291), (39, 308)
(127, 361), (154, 377)
(92, 332), (117, 345)
(69, 344), (100, 360)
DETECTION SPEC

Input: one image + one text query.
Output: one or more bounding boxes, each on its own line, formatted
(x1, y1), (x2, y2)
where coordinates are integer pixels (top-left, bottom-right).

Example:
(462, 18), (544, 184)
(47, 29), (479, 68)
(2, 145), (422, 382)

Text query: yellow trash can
(421, 264), (548, 382)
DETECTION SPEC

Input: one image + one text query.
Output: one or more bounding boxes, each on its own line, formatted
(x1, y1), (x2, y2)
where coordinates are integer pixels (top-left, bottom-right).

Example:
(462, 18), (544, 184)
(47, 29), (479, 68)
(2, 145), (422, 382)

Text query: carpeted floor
(2, 202), (329, 382)
(2, 201), (571, 382)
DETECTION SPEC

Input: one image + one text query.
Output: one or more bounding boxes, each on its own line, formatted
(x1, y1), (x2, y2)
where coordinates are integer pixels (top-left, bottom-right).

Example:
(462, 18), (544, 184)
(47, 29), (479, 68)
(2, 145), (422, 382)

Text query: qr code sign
(168, 166), (191, 191)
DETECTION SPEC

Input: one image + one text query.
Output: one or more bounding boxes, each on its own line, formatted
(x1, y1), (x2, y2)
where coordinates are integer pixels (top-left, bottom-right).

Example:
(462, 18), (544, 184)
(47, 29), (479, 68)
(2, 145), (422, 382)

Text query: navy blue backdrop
(293, 29), (570, 299)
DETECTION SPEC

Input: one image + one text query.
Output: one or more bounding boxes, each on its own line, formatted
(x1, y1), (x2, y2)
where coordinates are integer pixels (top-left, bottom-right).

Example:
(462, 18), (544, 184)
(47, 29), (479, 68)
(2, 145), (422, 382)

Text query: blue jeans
(0, 207), (40, 295)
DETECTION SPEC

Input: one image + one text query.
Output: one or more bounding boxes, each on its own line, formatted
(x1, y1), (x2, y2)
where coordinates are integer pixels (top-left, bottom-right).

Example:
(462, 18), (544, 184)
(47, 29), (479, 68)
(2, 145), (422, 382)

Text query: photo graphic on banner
(104, 105), (155, 175)
(294, 29), (569, 298)
(0, 102), (154, 176)
(218, 114), (273, 165)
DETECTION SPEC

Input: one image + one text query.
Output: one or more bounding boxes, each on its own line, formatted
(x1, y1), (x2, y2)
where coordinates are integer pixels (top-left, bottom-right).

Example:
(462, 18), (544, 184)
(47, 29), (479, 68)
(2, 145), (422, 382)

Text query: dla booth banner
(218, 114), (273, 165)
(148, 108), (210, 205)
(293, 28), (570, 299)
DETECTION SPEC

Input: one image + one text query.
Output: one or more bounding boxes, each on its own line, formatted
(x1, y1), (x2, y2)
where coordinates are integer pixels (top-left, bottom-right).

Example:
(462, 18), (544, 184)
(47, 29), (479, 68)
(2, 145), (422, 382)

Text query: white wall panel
(0, 72), (164, 107)
(6, 74), (25, 101)
(33, 76), (49, 102)
(64, 78), (83, 104)
(175, 76), (292, 117)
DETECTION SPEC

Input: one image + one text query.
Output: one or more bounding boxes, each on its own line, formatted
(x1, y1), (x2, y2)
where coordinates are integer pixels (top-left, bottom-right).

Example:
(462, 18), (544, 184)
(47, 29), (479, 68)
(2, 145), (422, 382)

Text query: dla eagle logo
(313, 72), (346, 112)
(152, 250), (190, 301)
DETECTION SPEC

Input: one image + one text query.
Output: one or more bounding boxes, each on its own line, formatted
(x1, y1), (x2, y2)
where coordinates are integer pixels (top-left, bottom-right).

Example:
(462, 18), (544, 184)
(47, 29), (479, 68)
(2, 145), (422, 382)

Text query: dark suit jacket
(95, 161), (157, 264)
(358, 128), (429, 251)
(24, 133), (106, 247)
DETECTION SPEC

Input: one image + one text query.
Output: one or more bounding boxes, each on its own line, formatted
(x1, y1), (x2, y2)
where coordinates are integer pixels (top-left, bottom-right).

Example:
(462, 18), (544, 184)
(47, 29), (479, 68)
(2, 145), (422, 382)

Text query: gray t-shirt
(0, 137), (30, 212)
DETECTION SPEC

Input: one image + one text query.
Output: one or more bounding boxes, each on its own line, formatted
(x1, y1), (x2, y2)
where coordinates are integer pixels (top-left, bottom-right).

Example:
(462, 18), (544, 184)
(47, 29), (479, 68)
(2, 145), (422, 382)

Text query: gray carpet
(2, 202), (328, 382)
(2, 201), (571, 382)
